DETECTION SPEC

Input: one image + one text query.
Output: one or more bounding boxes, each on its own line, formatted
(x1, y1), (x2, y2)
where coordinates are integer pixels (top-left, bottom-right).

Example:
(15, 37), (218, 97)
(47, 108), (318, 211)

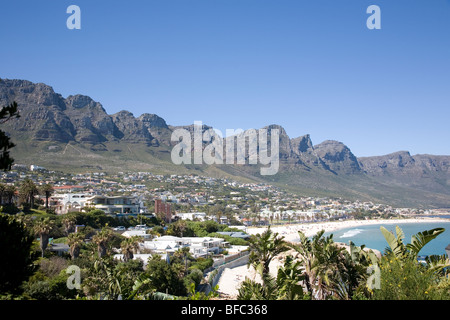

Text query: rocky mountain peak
(138, 113), (168, 129)
(291, 134), (314, 154)
(66, 94), (104, 111)
(0, 79), (66, 110)
(314, 140), (361, 174)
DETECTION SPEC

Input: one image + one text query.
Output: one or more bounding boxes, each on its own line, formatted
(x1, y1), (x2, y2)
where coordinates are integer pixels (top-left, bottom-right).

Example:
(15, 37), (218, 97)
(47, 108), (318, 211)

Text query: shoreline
(245, 216), (450, 243)
(216, 217), (450, 298)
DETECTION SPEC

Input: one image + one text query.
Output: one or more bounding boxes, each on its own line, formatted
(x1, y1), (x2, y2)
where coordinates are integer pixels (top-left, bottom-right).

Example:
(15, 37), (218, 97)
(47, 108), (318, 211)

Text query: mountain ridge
(1, 78), (449, 208)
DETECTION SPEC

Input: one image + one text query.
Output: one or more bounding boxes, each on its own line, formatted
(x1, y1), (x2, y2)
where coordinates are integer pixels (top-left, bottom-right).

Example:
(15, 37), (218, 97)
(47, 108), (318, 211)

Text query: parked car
(113, 226), (126, 231)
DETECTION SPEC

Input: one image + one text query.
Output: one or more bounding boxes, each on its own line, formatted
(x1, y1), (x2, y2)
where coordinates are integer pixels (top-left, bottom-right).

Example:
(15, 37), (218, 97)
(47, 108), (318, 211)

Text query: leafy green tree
(145, 254), (187, 296)
(373, 255), (450, 300)
(237, 277), (273, 300)
(0, 183), (6, 205)
(184, 268), (204, 289)
(23, 256), (79, 300)
(115, 259), (146, 298)
(168, 219), (188, 237)
(24, 271), (79, 300)
(0, 183), (18, 213)
(0, 101), (20, 171)
(0, 213), (34, 294)
(83, 257), (123, 299)
(189, 257), (214, 272)
(184, 282), (219, 300)
(84, 209), (112, 229)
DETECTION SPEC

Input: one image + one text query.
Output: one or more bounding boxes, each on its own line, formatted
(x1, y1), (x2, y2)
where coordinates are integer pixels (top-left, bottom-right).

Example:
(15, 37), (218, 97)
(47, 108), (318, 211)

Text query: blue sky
(1, 0), (449, 157)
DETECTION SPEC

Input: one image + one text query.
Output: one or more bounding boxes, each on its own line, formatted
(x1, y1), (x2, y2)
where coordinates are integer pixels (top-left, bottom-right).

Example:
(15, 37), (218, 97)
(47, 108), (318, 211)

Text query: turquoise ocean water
(322, 218), (450, 256)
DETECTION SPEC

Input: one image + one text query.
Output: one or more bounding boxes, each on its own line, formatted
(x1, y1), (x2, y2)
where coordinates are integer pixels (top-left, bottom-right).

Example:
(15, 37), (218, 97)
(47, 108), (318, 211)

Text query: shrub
(372, 255), (450, 300)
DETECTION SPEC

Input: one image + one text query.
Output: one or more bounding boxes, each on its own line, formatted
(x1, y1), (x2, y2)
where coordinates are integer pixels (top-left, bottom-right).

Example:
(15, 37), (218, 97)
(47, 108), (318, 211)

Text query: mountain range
(1, 78), (449, 208)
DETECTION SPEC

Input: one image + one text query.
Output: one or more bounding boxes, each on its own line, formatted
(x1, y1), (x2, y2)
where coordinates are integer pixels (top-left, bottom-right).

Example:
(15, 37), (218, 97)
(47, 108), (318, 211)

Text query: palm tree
(0, 183), (6, 205)
(291, 230), (321, 297)
(20, 178), (38, 209)
(173, 246), (191, 272)
(291, 230), (378, 300)
(172, 220), (187, 238)
(92, 227), (113, 258)
(4, 184), (16, 205)
(290, 230), (345, 299)
(121, 236), (141, 262)
(237, 273), (277, 300)
(33, 217), (54, 257)
(62, 214), (77, 236)
(40, 183), (54, 209)
(247, 227), (288, 276)
(275, 255), (305, 300)
(147, 228), (160, 239)
(312, 233), (347, 300)
(331, 241), (379, 300)
(85, 258), (124, 299)
(67, 232), (84, 260)
(269, 213), (274, 226)
(237, 255), (305, 300)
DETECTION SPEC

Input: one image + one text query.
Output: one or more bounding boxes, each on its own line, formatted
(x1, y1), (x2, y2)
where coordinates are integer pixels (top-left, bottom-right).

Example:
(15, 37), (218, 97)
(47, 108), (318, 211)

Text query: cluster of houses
(2, 165), (439, 225)
(6, 165), (448, 268)
(112, 233), (250, 266)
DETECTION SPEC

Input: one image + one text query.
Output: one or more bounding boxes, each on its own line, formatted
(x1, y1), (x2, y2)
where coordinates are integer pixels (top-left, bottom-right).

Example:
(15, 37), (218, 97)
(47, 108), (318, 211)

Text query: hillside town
(1, 163), (437, 227)
(1, 162), (450, 301)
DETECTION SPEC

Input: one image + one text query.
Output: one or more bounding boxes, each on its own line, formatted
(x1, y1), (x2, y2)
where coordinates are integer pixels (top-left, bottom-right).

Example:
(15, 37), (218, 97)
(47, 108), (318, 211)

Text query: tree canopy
(0, 101), (20, 171)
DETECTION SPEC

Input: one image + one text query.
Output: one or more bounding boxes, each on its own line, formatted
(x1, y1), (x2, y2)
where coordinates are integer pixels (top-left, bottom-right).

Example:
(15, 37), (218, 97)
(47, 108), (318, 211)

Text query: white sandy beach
(246, 217), (450, 242)
(216, 217), (450, 298)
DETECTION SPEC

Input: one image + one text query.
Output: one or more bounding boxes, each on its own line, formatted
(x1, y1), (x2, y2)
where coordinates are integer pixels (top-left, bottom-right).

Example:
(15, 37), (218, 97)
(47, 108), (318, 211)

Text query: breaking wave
(339, 228), (365, 238)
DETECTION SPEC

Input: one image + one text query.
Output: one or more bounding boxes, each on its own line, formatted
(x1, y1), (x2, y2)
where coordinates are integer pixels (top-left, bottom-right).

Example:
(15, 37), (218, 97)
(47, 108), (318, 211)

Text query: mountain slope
(1, 78), (449, 208)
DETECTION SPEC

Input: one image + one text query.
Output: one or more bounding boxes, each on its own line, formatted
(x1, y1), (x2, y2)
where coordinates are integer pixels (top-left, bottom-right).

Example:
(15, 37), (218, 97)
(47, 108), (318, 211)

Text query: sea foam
(339, 228), (364, 238)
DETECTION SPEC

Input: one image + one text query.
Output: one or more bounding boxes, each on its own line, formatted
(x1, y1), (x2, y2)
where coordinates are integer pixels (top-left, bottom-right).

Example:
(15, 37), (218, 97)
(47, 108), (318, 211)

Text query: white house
(175, 212), (207, 221)
(30, 164), (46, 171)
(85, 195), (141, 215)
(122, 230), (151, 239)
(53, 193), (91, 214)
(113, 253), (170, 266)
(54, 193), (142, 215)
